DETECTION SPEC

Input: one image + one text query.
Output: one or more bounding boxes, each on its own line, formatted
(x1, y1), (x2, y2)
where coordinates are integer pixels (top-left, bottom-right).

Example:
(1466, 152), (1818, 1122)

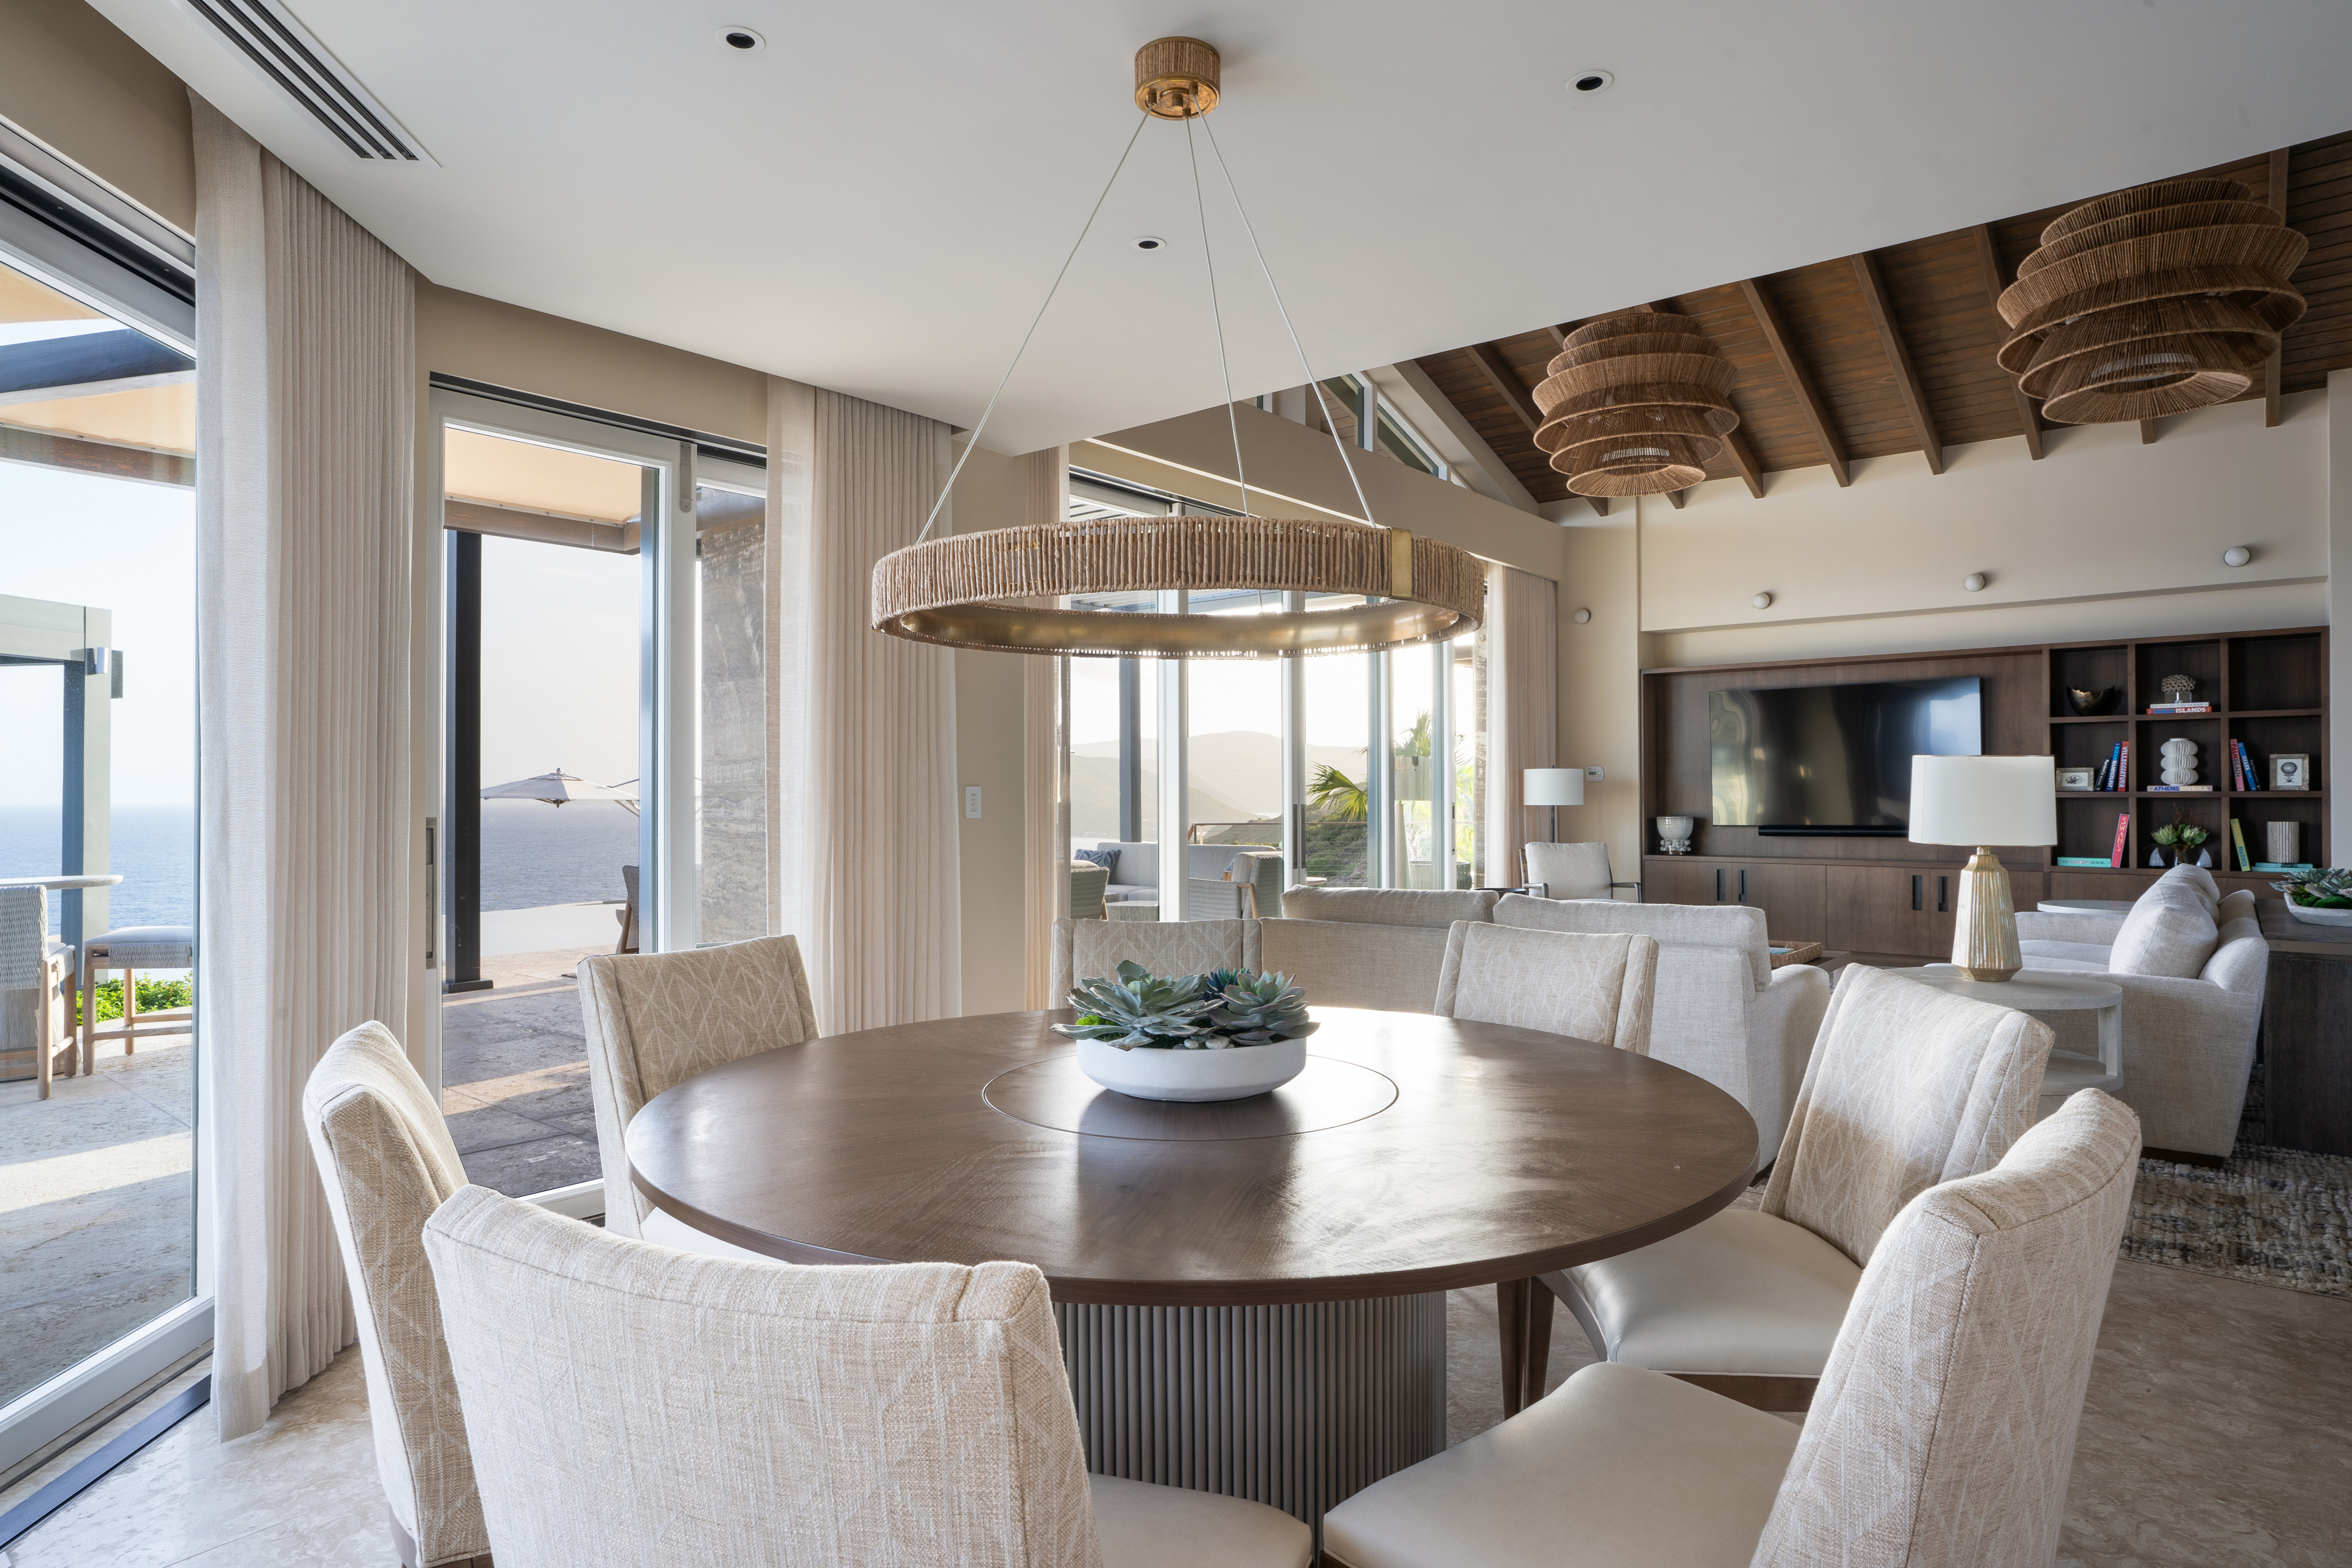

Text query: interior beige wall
(946, 443), (1030, 1016)
(1554, 514), (1644, 880)
(0, 0), (195, 230)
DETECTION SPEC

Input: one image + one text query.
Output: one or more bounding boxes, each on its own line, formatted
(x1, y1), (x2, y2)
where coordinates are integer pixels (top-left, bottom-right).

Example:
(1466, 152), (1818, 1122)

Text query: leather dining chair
(576, 934), (818, 1258)
(1432, 922), (1659, 1055)
(422, 1184), (1314, 1568)
(301, 1022), (492, 1568)
(1541, 963), (2053, 1413)
(1320, 1089), (2142, 1568)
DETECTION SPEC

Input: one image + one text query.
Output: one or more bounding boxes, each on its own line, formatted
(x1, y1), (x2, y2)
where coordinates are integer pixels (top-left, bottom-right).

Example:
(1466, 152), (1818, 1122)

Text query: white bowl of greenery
(1053, 961), (1317, 1103)
(2276, 869), (2352, 926)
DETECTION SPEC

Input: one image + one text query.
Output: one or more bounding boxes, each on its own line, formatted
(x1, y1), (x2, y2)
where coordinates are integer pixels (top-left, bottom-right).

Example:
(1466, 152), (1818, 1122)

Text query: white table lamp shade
(1523, 768), (1584, 807)
(1908, 755), (2057, 846)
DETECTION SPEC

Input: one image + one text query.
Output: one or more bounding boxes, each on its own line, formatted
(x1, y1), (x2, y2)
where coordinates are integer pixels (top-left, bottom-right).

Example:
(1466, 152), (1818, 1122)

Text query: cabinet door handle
(1738, 869), (1748, 902)
(1938, 876), (1949, 913)
(1715, 868), (1724, 901)
(1912, 874), (1922, 912)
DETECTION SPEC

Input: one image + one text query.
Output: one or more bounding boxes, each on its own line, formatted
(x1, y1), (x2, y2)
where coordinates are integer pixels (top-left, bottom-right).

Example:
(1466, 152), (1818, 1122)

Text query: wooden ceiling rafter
(1851, 250), (1944, 474)
(1737, 277), (1851, 487)
(1970, 224), (2046, 461)
(2266, 145), (2291, 428)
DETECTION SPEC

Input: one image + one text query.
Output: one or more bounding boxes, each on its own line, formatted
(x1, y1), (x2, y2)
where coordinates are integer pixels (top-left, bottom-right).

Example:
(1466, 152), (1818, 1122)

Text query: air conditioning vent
(181, 0), (435, 164)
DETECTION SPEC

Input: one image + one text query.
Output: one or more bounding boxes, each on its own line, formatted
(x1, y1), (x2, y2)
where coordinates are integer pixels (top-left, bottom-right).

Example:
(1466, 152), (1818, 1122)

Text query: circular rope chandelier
(1996, 178), (2307, 425)
(871, 38), (1484, 660)
(1531, 312), (1740, 495)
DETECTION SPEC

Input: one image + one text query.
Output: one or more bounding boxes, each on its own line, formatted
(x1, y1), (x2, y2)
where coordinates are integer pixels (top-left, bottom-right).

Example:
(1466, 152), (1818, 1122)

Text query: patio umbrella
(479, 769), (641, 815)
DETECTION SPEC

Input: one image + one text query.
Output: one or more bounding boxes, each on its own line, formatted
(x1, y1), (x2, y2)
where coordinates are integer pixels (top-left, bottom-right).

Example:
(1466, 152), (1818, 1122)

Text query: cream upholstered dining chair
(1046, 916), (1258, 1001)
(301, 1022), (492, 1568)
(576, 934), (818, 1257)
(1432, 922), (1659, 1055)
(421, 1185), (1313, 1568)
(1520, 841), (1639, 901)
(1321, 1088), (2141, 1568)
(1542, 963), (2053, 1411)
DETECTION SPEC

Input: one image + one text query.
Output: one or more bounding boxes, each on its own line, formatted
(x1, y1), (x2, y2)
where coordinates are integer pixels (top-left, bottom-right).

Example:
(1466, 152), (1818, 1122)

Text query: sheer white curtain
(1482, 564), (1558, 889)
(769, 380), (961, 1031)
(1020, 449), (1067, 1009)
(191, 97), (414, 1438)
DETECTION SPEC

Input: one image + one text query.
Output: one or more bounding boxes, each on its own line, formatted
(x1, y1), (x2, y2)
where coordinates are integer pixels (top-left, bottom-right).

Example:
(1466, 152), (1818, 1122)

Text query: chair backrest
(1276, 886), (1499, 927)
(1048, 917), (1256, 1002)
(1522, 841), (1614, 899)
(1763, 965), (2052, 1266)
(421, 1185), (1104, 1568)
(617, 863), (640, 953)
(1067, 863), (1109, 922)
(1432, 922), (1659, 1053)
(0, 885), (45, 989)
(301, 1022), (488, 1566)
(1495, 893), (1771, 990)
(1753, 1090), (2141, 1567)
(1258, 919), (1453, 1015)
(577, 935), (819, 1237)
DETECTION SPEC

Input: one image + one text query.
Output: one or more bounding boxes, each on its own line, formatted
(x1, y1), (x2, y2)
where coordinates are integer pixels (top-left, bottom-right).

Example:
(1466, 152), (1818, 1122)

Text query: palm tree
(1308, 762), (1367, 822)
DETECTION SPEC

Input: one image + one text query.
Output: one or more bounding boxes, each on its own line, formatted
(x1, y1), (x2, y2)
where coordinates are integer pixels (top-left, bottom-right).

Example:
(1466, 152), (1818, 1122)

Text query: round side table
(1912, 966), (2123, 1112)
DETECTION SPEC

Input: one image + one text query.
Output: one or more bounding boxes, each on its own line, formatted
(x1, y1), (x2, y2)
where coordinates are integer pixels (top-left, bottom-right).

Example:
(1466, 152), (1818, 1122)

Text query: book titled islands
(2146, 700), (2212, 713)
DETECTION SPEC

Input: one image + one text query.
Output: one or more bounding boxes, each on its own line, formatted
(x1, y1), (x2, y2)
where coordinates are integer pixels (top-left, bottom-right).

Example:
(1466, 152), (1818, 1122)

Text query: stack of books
(2146, 699), (2213, 714)
(2229, 738), (2261, 791)
(2092, 742), (2130, 792)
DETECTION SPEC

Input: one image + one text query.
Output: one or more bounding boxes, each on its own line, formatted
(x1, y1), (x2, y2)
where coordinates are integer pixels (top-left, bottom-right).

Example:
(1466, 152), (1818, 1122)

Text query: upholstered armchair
(301, 1022), (490, 1568)
(1493, 895), (1828, 1164)
(1521, 841), (1639, 901)
(422, 1185), (1313, 1567)
(1321, 1090), (2142, 1568)
(1432, 922), (1659, 1055)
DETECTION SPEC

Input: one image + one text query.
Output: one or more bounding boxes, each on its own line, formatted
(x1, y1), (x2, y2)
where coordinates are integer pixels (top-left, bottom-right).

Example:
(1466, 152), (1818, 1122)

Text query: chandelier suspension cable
(1184, 114), (1250, 518)
(1198, 113), (1378, 531)
(915, 107), (1154, 545)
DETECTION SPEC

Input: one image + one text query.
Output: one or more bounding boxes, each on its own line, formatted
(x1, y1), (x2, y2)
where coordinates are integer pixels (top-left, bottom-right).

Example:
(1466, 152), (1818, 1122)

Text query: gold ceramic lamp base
(1949, 846), (2023, 981)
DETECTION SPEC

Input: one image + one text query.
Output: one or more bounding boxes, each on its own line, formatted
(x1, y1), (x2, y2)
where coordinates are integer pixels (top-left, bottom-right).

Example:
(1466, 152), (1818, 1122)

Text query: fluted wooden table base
(1054, 1295), (1448, 1532)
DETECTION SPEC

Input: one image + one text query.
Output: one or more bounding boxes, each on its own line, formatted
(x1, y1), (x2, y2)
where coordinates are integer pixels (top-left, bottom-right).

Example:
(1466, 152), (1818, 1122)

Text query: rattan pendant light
(870, 39), (1483, 660)
(1531, 312), (1740, 495)
(1996, 178), (2307, 425)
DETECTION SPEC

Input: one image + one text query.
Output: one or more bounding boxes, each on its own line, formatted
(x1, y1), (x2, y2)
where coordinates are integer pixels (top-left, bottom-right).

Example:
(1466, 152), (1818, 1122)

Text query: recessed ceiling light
(1569, 69), (1615, 94)
(718, 26), (765, 52)
(1133, 237), (1166, 251)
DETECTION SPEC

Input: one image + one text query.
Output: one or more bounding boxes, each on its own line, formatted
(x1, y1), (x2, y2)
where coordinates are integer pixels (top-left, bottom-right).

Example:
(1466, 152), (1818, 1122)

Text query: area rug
(2123, 1143), (2352, 1299)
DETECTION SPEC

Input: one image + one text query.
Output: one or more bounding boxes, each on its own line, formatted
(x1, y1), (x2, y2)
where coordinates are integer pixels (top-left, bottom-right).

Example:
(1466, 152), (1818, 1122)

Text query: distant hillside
(1069, 731), (1368, 844)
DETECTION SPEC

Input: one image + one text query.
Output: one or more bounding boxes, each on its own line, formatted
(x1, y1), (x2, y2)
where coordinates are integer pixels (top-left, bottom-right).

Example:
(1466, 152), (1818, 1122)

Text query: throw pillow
(1074, 847), (1119, 876)
(2109, 880), (2220, 979)
(2156, 862), (2220, 914)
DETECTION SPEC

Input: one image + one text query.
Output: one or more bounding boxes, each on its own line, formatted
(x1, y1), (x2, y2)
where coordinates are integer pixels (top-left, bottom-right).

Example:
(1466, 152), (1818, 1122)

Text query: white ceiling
(89, 1), (2352, 454)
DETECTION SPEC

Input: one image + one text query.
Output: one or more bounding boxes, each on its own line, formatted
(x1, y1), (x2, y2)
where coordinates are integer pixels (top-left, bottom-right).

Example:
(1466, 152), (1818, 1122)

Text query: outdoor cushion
(2108, 879), (2219, 979)
(1093, 841), (1159, 888)
(85, 925), (195, 969)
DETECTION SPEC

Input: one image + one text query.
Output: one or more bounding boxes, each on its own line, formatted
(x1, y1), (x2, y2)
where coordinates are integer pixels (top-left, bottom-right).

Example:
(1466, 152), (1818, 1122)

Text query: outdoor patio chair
(1, 886), (75, 1099)
(77, 923), (194, 1077)
(614, 864), (639, 954)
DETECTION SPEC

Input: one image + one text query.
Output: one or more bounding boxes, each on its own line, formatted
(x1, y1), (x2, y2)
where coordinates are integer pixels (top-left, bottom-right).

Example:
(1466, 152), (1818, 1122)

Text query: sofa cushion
(1073, 846), (1119, 874)
(2157, 862), (2221, 913)
(1093, 841), (1157, 888)
(1259, 920), (1450, 1014)
(1276, 886), (1499, 928)
(1498, 895), (1771, 991)
(2108, 879), (2219, 979)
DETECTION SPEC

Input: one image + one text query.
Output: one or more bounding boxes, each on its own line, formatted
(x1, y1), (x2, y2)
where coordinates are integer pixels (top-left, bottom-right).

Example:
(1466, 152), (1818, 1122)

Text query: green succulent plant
(2274, 868), (2352, 909)
(1054, 961), (1217, 1049)
(1202, 969), (1318, 1047)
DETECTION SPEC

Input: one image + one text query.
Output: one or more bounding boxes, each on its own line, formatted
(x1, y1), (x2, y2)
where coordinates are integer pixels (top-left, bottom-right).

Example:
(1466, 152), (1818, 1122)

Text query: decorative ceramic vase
(2158, 738), (2199, 787)
(1655, 815), (1695, 854)
(1075, 1037), (1307, 1102)
(2066, 687), (2116, 716)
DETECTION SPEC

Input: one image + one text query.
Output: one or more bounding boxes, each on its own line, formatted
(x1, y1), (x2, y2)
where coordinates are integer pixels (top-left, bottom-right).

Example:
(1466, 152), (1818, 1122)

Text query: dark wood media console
(1640, 628), (2330, 961)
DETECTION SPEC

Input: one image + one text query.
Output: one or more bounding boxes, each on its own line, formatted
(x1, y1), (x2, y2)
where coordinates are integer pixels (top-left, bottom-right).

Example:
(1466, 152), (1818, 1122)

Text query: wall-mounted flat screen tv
(1709, 677), (1982, 835)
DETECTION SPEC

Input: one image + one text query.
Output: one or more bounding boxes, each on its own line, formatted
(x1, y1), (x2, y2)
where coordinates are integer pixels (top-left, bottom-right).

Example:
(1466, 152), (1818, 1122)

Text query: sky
(476, 532), (641, 789)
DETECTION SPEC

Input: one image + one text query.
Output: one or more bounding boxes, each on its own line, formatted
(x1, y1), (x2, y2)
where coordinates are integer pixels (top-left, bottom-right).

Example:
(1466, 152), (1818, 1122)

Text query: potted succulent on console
(1054, 962), (1318, 1101)
(2272, 868), (2352, 927)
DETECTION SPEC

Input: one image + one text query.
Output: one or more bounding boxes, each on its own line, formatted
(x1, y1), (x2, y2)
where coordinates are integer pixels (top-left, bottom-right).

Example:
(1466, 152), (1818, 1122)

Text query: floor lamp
(1523, 768), (1584, 845)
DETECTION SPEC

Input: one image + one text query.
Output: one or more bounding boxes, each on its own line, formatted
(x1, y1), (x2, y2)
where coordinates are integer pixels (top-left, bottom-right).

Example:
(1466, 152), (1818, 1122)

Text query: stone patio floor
(439, 944), (606, 1197)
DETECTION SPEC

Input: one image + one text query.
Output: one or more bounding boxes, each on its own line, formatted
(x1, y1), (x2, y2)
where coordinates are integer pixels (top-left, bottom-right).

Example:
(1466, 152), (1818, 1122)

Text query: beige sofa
(2012, 864), (2268, 1160)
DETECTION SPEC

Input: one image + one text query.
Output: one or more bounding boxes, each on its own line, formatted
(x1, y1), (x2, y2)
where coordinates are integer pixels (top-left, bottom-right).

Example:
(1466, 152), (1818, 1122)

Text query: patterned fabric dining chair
(1047, 916), (1259, 1002)
(1541, 962), (2054, 1412)
(1319, 1089), (2142, 1568)
(576, 935), (818, 1254)
(1431, 922), (1659, 1055)
(301, 1021), (492, 1568)
(422, 1184), (1313, 1568)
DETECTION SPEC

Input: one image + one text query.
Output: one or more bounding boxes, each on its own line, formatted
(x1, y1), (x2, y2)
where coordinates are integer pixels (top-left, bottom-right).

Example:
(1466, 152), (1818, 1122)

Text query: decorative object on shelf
(1995, 177), (2308, 425)
(2231, 817), (2252, 870)
(2161, 674), (2199, 703)
(1766, 941), (1824, 969)
(2065, 686), (2116, 716)
(1908, 754), (2059, 982)
(2151, 815), (2209, 869)
(1654, 815), (1695, 854)
(2158, 737), (2200, 786)
(2056, 767), (2095, 791)
(1531, 312), (1740, 495)
(869, 38), (1484, 660)
(1525, 767), (1583, 843)
(2272, 753), (2311, 790)
(1055, 961), (1316, 1101)
(2268, 821), (2301, 865)
(2271, 868), (2352, 928)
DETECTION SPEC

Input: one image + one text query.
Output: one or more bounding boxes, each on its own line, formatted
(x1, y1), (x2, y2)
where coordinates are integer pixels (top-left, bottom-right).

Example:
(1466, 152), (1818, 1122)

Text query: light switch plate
(1584, 766), (1604, 782)
(964, 785), (982, 819)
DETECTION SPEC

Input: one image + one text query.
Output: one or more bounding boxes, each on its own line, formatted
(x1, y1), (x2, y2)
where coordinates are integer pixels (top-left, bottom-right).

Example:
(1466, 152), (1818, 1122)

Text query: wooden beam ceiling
(1407, 130), (2352, 504)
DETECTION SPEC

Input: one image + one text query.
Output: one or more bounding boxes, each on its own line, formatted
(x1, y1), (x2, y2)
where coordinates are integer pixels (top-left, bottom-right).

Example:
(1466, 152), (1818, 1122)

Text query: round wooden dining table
(627, 1005), (1756, 1530)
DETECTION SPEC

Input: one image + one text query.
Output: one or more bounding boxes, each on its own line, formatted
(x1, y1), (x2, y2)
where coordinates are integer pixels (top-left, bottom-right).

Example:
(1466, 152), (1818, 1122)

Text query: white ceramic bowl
(1076, 1037), (1307, 1102)
(2283, 896), (2352, 927)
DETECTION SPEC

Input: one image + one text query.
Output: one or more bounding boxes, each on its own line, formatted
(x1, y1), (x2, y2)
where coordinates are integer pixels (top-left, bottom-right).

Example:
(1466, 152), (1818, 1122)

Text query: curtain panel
(770, 381), (961, 1031)
(1020, 449), (1069, 1009)
(1482, 564), (1558, 889)
(191, 97), (415, 1439)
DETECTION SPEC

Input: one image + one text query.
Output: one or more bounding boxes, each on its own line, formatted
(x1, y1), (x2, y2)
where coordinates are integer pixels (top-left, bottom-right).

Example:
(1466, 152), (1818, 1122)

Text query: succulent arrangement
(1054, 961), (1318, 1050)
(2273, 868), (2352, 909)
(2152, 817), (2210, 862)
